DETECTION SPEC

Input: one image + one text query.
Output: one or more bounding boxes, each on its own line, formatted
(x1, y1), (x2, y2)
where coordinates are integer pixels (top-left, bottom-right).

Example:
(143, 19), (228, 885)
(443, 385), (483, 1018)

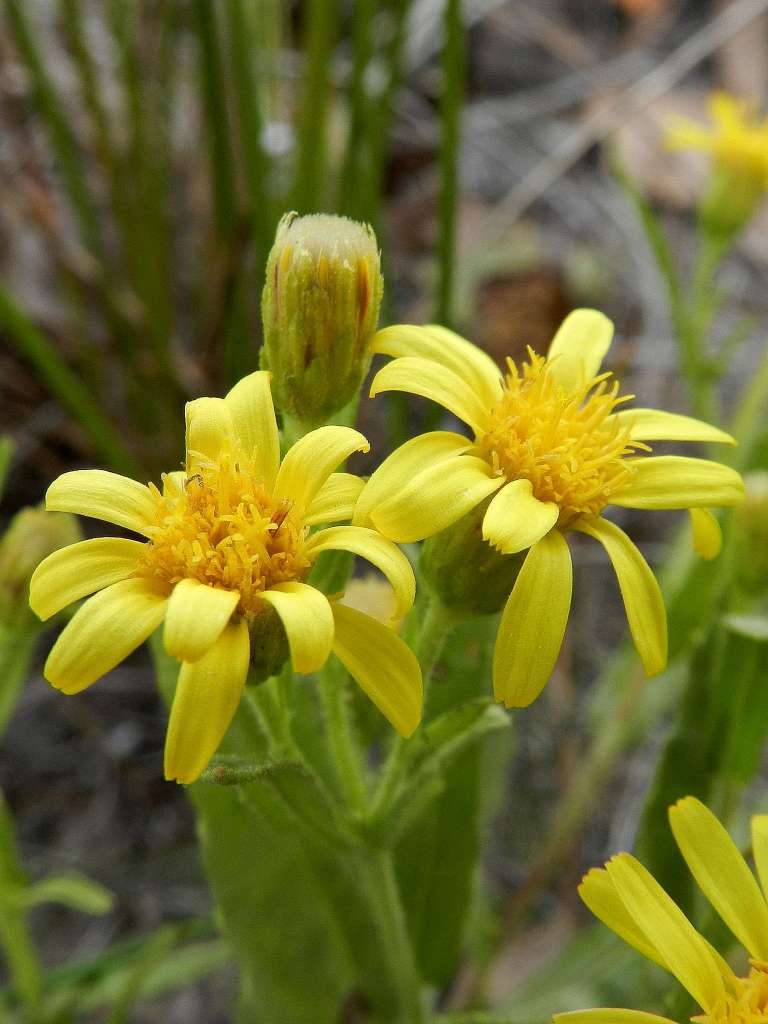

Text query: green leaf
(21, 874), (113, 916)
(722, 613), (768, 642)
(0, 438), (13, 499)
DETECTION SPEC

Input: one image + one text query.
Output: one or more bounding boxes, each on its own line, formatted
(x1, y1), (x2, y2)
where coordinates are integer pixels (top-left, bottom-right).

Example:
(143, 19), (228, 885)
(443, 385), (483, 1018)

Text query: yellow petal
(371, 456), (504, 544)
(481, 479), (558, 554)
(665, 120), (714, 152)
(30, 537), (143, 621)
(224, 371), (280, 488)
(608, 408), (736, 446)
(259, 582), (334, 674)
(163, 579), (240, 663)
(274, 425), (369, 518)
(555, 1011), (677, 1024)
(611, 456), (744, 510)
(493, 531), (572, 708)
(605, 853), (725, 1013)
(331, 602), (422, 736)
(372, 324), (502, 407)
(752, 816), (768, 901)
(46, 470), (157, 536)
(163, 618), (249, 784)
(307, 526), (415, 621)
(669, 796), (768, 961)
(162, 471), (185, 497)
(45, 579), (168, 694)
(185, 397), (234, 470)
(353, 431), (470, 529)
(578, 867), (667, 969)
(690, 508), (722, 560)
(546, 309), (614, 389)
(709, 91), (745, 130)
(305, 473), (364, 526)
(370, 356), (489, 435)
(573, 517), (666, 677)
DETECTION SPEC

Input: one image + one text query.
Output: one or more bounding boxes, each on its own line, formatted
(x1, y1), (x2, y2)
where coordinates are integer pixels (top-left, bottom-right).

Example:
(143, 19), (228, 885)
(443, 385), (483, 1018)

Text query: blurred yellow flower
(666, 92), (768, 189)
(555, 797), (768, 1024)
(30, 372), (421, 783)
(355, 310), (743, 708)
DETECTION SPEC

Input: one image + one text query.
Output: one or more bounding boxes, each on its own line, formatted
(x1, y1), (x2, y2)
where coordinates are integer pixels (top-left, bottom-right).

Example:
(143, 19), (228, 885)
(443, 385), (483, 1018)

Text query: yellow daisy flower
(666, 92), (768, 190)
(30, 372), (421, 783)
(354, 309), (744, 708)
(555, 796), (768, 1024)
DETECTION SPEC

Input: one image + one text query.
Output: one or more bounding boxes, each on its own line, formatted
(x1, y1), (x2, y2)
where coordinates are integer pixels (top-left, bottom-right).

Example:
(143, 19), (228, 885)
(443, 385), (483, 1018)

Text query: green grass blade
(0, 288), (140, 476)
(435, 0), (465, 327)
(339, 0), (375, 220)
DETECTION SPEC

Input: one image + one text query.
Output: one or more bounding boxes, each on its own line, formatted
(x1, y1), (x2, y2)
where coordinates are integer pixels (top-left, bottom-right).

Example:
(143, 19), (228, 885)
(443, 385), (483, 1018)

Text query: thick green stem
(361, 848), (425, 1024)
(320, 660), (369, 813)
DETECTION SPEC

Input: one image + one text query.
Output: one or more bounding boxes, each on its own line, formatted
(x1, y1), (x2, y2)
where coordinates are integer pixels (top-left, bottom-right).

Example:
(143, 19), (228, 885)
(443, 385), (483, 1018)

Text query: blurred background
(1, 0), (768, 1020)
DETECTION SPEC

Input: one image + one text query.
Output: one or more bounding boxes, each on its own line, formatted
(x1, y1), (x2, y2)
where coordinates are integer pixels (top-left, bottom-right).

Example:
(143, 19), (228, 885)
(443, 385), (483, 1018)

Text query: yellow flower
(355, 310), (744, 708)
(555, 797), (768, 1024)
(666, 92), (768, 190)
(30, 372), (421, 783)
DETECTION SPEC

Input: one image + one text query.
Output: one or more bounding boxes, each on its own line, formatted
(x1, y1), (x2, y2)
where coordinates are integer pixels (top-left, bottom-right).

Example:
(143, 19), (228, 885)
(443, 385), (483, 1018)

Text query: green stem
(369, 597), (458, 825)
(360, 848), (425, 1023)
(319, 660), (368, 814)
(0, 792), (43, 1021)
(435, 0), (465, 326)
(245, 670), (300, 761)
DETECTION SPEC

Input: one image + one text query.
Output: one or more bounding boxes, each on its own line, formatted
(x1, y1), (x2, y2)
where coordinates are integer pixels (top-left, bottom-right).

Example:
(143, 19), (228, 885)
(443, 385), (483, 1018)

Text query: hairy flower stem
(320, 659), (369, 814)
(368, 597), (459, 827)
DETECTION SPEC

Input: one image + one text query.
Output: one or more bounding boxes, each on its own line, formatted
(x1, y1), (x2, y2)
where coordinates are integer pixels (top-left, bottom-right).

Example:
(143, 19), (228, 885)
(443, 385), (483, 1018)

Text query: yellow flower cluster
(29, 308), (743, 783)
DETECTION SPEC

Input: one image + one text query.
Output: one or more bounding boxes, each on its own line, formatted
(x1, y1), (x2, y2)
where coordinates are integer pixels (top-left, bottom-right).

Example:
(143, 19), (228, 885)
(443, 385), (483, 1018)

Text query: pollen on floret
(693, 964), (768, 1024)
(478, 350), (648, 525)
(137, 446), (311, 617)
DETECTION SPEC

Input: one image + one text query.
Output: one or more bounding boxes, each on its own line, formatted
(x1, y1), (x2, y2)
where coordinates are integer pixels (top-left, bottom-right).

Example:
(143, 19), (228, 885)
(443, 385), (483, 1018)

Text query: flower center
(137, 447), (311, 617)
(478, 351), (645, 526)
(695, 965), (768, 1024)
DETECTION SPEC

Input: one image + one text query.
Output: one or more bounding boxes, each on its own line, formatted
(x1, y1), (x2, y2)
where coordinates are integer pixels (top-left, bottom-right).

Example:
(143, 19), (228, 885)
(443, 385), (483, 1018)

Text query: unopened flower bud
(420, 500), (526, 618)
(247, 605), (290, 684)
(1, 507), (81, 625)
(261, 212), (383, 429)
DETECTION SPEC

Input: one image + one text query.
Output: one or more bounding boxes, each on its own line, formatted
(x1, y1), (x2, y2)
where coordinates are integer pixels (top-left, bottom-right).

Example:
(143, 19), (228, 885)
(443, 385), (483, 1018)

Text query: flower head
(261, 212), (383, 427)
(355, 310), (744, 707)
(0, 506), (81, 625)
(555, 797), (768, 1024)
(30, 372), (421, 783)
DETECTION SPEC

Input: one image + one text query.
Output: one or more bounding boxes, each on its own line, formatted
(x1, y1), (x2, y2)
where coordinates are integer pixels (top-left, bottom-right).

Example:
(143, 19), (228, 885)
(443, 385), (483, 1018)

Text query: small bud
(1, 507), (81, 625)
(699, 166), (764, 243)
(247, 605), (290, 684)
(261, 212), (383, 429)
(420, 500), (526, 618)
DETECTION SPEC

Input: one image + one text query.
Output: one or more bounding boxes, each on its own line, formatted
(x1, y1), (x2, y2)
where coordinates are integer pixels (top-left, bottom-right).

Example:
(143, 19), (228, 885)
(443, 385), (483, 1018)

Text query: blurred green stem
(435, 0), (465, 326)
(0, 792), (43, 1022)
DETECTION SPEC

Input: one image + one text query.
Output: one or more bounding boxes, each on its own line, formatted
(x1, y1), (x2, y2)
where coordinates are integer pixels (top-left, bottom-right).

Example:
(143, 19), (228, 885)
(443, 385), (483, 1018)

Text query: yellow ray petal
(573, 517), (666, 677)
(370, 356), (489, 435)
(224, 371), (280, 488)
(371, 456), (504, 544)
(752, 816), (768, 902)
(608, 408), (736, 446)
(30, 537), (144, 621)
(690, 508), (722, 560)
(44, 579), (168, 694)
(163, 618), (249, 784)
(163, 579), (240, 663)
(665, 120), (714, 152)
(259, 582), (334, 674)
(307, 526), (415, 621)
(274, 425), (369, 518)
(669, 796), (768, 961)
(331, 602), (422, 736)
(46, 470), (158, 537)
(611, 456), (745, 510)
(709, 91), (745, 130)
(555, 1010), (677, 1024)
(545, 309), (614, 389)
(305, 473), (364, 526)
(372, 323), (502, 407)
(353, 431), (470, 529)
(578, 867), (668, 969)
(162, 471), (185, 497)
(605, 853), (725, 1013)
(481, 479), (559, 554)
(493, 530), (572, 708)
(185, 397), (235, 470)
